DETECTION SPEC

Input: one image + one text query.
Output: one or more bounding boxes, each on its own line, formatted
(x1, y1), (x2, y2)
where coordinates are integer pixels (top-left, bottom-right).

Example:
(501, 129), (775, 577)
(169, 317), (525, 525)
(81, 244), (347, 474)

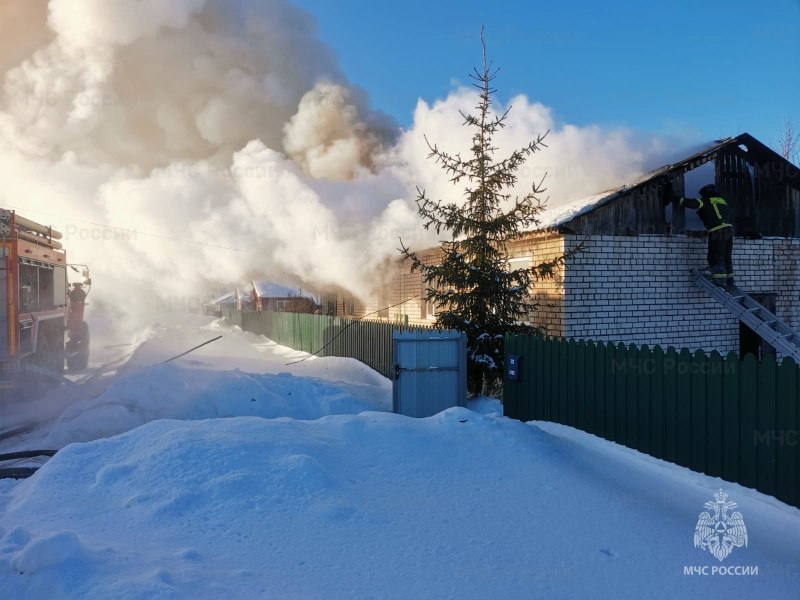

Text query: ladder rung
(695, 276), (800, 357)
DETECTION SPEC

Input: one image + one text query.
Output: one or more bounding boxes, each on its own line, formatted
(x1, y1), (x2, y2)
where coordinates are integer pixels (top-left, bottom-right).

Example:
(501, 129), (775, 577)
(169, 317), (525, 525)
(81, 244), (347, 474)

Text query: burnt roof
(539, 133), (800, 230)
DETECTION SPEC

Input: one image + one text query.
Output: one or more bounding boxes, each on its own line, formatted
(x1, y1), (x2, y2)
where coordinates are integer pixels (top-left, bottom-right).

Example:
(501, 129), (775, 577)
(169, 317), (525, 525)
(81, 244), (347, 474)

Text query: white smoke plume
(395, 89), (671, 212)
(0, 0), (387, 170)
(0, 0), (682, 338)
(284, 81), (395, 180)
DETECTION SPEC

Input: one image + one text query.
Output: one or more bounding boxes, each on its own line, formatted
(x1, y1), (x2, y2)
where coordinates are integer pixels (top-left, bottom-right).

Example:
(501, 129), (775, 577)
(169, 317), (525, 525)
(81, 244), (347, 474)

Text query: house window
(507, 255), (532, 271)
(506, 255), (532, 294)
(424, 297), (437, 320)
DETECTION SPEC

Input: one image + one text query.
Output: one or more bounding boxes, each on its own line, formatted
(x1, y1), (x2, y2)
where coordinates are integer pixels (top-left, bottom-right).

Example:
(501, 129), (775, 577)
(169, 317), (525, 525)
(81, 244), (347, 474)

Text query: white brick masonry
(510, 234), (800, 358)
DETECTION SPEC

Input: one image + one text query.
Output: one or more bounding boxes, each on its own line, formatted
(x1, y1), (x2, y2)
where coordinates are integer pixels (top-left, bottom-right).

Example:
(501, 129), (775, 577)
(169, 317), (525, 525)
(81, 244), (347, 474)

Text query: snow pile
(41, 364), (384, 448)
(0, 318), (799, 598)
(2, 410), (799, 598)
(0, 317), (391, 451)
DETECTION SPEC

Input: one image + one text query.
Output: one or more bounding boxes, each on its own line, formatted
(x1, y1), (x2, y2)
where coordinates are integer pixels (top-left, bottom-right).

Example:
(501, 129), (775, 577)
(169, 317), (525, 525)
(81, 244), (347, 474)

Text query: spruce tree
(400, 33), (571, 395)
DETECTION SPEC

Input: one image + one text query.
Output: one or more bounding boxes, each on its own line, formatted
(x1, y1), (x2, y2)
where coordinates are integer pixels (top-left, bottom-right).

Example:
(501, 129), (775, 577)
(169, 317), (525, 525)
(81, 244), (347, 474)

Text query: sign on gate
(392, 330), (467, 418)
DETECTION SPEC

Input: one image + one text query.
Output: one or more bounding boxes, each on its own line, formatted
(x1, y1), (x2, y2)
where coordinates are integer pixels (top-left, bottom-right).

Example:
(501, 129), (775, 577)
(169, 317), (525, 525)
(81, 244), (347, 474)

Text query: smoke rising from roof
(0, 0), (678, 334)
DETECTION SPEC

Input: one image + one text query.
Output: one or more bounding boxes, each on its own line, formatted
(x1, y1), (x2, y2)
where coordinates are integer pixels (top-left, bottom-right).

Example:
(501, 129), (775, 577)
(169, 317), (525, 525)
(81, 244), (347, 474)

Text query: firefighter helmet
(699, 184), (717, 198)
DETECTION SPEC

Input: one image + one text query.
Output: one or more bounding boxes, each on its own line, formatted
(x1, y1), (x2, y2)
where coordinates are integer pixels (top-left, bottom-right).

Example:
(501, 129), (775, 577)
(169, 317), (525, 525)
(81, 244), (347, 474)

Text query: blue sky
(293, 0), (799, 148)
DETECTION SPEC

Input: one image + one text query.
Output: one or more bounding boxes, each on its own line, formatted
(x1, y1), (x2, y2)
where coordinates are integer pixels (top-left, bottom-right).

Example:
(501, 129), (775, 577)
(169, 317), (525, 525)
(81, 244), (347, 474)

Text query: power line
(285, 293), (422, 367)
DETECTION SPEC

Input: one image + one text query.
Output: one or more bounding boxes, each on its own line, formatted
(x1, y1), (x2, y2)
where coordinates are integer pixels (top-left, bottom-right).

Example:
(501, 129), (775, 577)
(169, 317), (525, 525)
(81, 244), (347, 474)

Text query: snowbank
(1, 318), (798, 598)
(2, 409), (799, 598)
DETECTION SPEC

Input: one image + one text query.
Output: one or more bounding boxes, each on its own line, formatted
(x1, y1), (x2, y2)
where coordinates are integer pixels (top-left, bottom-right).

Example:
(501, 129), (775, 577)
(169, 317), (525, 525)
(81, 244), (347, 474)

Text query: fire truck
(0, 209), (90, 388)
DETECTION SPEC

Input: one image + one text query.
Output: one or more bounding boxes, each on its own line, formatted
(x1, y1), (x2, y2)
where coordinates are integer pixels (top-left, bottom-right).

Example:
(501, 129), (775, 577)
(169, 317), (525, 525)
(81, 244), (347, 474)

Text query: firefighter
(68, 282), (87, 330)
(680, 183), (734, 287)
(69, 282), (87, 304)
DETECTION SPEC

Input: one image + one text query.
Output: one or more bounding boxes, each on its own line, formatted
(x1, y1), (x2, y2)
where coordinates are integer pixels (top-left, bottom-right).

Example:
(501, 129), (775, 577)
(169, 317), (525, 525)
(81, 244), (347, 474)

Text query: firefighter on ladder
(680, 183), (735, 287)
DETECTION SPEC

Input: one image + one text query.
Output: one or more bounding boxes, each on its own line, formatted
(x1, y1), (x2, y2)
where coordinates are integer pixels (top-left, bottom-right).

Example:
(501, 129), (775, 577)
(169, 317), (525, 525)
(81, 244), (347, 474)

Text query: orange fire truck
(0, 209), (90, 387)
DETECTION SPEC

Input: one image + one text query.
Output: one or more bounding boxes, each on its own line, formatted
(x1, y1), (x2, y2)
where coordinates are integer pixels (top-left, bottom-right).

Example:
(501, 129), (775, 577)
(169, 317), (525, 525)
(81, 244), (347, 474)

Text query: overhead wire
(285, 293), (422, 366)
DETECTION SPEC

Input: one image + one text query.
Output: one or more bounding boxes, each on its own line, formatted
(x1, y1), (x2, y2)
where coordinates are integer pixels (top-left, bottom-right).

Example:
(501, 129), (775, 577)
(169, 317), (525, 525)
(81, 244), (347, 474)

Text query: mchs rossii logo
(693, 488), (748, 562)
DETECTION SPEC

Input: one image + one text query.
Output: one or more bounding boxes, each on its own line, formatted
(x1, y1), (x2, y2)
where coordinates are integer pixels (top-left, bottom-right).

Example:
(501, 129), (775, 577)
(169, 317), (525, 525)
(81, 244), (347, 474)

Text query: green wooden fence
(221, 307), (430, 379)
(504, 335), (800, 510)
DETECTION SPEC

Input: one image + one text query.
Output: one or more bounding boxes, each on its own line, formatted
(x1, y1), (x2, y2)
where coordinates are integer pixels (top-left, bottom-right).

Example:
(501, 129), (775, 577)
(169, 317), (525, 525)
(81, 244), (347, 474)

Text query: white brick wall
(770, 239), (800, 333)
(507, 234), (566, 335)
(385, 233), (800, 357)
(520, 234), (800, 358)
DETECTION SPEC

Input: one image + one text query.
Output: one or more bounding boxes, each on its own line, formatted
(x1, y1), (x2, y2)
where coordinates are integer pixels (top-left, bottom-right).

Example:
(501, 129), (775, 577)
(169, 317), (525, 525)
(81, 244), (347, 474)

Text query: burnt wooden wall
(717, 148), (757, 236)
(560, 179), (671, 236)
(560, 141), (800, 238)
(717, 146), (800, 238)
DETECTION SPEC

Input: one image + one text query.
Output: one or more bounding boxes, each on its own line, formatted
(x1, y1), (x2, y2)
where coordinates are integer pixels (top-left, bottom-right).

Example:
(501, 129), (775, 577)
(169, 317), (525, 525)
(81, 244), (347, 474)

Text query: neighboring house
(205, 288), (255, 314)
(204, 291), (237, 316)
(250, 280), (319, 313)
(207, 282), (320, 315)
(378, 133), (800, 360)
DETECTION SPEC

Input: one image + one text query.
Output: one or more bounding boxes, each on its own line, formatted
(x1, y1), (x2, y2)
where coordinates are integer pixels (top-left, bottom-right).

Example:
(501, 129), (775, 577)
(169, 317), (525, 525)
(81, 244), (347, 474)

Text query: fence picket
(575, 340), (586, 431)
(637, 344), (651, 456)
(534, 336), (544, 421)
(563, 339), (574, 426)
(626, 343), (639, 450)
(543, 337), (553, 422)
(775, 358), (798, 507)
(739, 354), (758, 490)
(650, 346), (665, 460)
(664, 347), (678, 464)
(584, 341), (596, 435)
(691, 349), (708, 475)
(604, 341), (616, 440)
(594, 341), (606, 438)
(705, 352), (723, 478)
(526, 335), (537, 422)
(559, 338), (568, 425)
(504, 336), (518, 419)
(757, 354), (778, 497)
(612, 342), (626, 445)
(721, 352), (740, 483)
(675, 349), (692, 469)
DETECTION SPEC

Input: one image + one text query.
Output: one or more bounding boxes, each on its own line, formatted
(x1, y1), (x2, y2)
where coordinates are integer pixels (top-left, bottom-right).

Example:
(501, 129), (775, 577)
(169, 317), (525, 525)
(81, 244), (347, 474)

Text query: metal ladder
(691, 270), (800, 362)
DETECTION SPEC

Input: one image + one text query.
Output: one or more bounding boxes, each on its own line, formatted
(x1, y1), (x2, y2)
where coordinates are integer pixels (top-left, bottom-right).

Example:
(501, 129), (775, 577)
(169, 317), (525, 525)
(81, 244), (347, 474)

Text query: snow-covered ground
(1, 316), (799, 599)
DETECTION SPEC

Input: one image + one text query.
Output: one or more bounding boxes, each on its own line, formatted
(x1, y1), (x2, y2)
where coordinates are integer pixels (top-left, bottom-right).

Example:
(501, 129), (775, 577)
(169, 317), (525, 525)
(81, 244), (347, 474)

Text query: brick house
(377, 133), (800, 360)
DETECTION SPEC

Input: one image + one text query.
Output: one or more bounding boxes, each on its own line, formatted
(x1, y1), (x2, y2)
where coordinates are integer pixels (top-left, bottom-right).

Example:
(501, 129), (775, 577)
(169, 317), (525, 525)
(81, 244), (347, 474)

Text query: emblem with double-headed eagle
(693, 489), (748, 561)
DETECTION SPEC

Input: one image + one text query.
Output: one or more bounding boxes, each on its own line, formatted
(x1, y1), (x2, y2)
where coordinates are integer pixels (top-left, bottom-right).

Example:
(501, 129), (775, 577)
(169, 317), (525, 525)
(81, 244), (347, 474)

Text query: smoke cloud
(284, 81), (395, 180)
(0, 0), (681, 338)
